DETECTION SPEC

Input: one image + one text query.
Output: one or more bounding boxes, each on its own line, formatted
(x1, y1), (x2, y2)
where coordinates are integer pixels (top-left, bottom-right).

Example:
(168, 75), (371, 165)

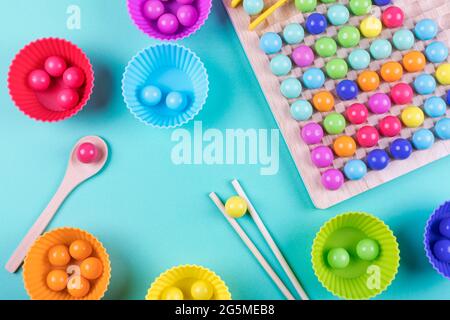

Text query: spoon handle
(5, 179), (77, 273)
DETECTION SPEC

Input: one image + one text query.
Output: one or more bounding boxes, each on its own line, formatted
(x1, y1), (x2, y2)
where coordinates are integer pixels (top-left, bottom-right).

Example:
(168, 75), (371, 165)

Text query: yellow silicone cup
(23, 227), (111, 300)
(146, 265), (231, 300)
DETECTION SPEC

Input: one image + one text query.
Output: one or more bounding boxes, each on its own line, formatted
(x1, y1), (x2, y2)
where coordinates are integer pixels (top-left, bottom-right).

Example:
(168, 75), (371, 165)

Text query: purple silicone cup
(424, 201), (450, 280)
(127, 0), (212, 41)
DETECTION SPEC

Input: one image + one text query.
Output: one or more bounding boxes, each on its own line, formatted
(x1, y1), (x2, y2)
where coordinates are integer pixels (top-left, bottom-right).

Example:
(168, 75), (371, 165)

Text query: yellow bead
(161, 286), (184, 300)
(191, 280), (214, 300)
(436, 63), (450, 85)
(225, 196), (248, 218)
(360, 16), (382, 38)
(401, 106), (425, 128)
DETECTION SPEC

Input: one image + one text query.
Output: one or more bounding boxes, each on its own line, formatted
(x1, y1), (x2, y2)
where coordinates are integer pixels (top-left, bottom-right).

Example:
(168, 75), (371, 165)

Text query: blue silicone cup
(122, 43), (209, 128)
(424, 201), (450, 279)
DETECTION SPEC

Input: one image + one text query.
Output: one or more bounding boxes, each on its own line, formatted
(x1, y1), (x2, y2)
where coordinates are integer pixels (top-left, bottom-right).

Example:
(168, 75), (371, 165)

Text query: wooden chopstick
(231, 179), (309, 300)
(209, 192), (296, 300)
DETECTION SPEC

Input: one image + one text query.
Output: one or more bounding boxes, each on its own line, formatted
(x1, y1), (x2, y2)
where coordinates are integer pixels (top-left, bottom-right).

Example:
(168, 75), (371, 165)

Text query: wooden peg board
(223, 0), (450, 209)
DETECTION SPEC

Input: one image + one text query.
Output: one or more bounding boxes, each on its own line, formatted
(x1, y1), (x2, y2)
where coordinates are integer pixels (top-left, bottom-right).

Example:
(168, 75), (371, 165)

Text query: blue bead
(280, 78), (302, 99)
(367, 149), (390, 171)
(290, 100), (313, 121)
(306, 13), (328, 35)
(140, 85), (162, 106)
(336, 80), (359, 100)
(302, 68), (325, 89)
(390, 138), (412, 160)
(344, 159), (367, 180)
(327, 4), (350, 26)
(413, 73), (436, 95)
(348, 49), (371, 70)
(424, 96), (447, 118)
(447, 91), (450, 105)
(373, 0), (391, 5)
(412, 128), (435, 150)
(260, 32), (283, 54)
(283, 23), (305, 44)
(243, 0), (264, 15)
(414, 19), (438, 41)
(270, 55), (292, 76)
(435, 118), (450, 140)
(393, 29), (415, 51)
(166, 91), (188, 111)
(425, 41), (449, 64)
(370, 39), (392, 60)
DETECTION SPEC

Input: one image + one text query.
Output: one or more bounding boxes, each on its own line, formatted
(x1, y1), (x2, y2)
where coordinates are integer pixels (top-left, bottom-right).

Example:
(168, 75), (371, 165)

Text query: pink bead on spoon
(5, 136), (108, 273)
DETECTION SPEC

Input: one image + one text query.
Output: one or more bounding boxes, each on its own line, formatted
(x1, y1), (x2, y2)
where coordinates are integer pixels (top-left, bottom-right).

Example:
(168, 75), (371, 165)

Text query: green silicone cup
(311, 212), (400, 300)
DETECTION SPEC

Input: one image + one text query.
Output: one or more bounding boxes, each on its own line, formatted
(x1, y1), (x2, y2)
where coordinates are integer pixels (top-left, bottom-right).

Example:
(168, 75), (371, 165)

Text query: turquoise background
(0, 0), (449, 300)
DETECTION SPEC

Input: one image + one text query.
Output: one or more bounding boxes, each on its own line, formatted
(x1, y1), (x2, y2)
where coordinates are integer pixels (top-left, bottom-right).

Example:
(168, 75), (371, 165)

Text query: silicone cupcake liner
(23, 227), (111, 300)
(122, 43), (209, 128)
(312, 212), (400, 300)
(127, 0), (212, 41)
(424, 201), (450, 279)
(146, 265), (231, 300)
(8, 38), (94, 122)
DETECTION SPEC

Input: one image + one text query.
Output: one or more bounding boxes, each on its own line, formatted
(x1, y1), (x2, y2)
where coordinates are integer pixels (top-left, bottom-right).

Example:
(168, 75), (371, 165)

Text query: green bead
(326, 58), (348, 79)
(295, 0), (317, 12)
(356, 239), (380, 261)
(338, 26), (361, 48)
(315, 37), (337, 58)
(349, 0), (372, 16)
(327, 248), (350, 269)
(320, 0), (336, 2)
(323, 113), (346, 134)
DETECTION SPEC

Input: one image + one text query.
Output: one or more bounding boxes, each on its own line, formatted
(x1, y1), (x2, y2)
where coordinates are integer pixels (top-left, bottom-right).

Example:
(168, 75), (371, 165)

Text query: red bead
(28, 69), (51, 91)
(45, 56), (67, 77)
(56, 88), (79, 110)
(63, 67), (85, 89)
(77, 142), (98, 164)
(391, 83), (413, 105)
(357, 126), (380, 148)
(346, 103), (368, 124)
(382, 6), (404, 28)
(379, 115), (402, 137)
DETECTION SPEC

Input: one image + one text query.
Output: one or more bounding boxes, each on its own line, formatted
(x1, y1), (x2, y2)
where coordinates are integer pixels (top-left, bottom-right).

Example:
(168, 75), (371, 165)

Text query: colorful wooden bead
(323, 113), (346, 135)
(291, 100), (313, 121)
(327, 4), (350, 26)
(349, 0), (372, 16)
(358, 70), (380, 92)
(425, 41), (449, 64)
(379, 115), (402, 137)
(344, 159), (367, 180)
(356, 239), (380, 261)
(28, 69), (51, 91)
(311, 145), (334, 167)
(357, 126), (379, 148)
(77, 142), (99, 164)
(447, 91), (450, 105)
(157, 13), (179, 34)
(336, 80), (359, 100)
(346, 103), (368, 124)
(225, 196), (248, 218)
(295, 0), (317, 12)
(143, 0), (165, 20)
(280, 78), (302, 99)
(327, 248), (350, 268)
(439, 218), (450, 238)
(393, 29), (415, 51)
(306, 13), (328, 35)
(338, 26), (361, 48)
(313, 91), (335, 112)
(270, 55), (292, 76)
(302, 122), (324, 144)
(140, 85), (163, 106)
(435, 118), (450, 140)
(63, 67), (85, 89)
(414, 73), (436, 95)
(370, 39), (392, 60)
(382, 6), (404, 28)
(368, 93), (391, 114)
(333, 136), (356, 157)
(380, 61), (403, 82)
(367, 149), (390, 170)
(424, 96), (447, 118)
(166, 91), (188, 111)
(401, 106), (425, 128)
(260, 32), (283, 54)
(391, 83), (413, 105)
(243, 0), (264, 15)
(433, 240), (450, 262)
(315, 37), (337, 58)
(390, 138), (412, 160)
(373, 0), (391, 5)
(45, 56), (67, 77)
(436, 64), (450, 85)
(57, 88), (79, 110)
(326, 58), (348, 79)
(321, 169), (344, 190)
(302, 68), (325, 89)
(360, 16), (382, 38)
(177, 5), (199, 27)
(283, 23), (305, 44)
(403, 51), (426, 73)
(412, 128), (435, 149)
(292, 45), (315, 67)
(414, 19), (438, 41)
(348, 49), (371, 70)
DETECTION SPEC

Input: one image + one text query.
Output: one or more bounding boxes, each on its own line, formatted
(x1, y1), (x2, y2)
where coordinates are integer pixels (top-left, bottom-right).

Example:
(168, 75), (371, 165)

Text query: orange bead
(67, 275), (90, 298)
(403, 51), (426, 73)
(69, 240), (93, 261)
(46, 270), (68, 292)
(357, 70), (380, 92)
(48, 245), (71, 267)
(313, 91), (335, 112)
(380, 61), (403, 82)
(80, 257), (103, 280)
(333, 136), (357, 157)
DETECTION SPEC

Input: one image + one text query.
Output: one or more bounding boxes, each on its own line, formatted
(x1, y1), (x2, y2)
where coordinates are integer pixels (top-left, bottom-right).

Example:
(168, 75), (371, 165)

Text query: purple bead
(143, 0), (165, 20)
(157, 13), (179, 34)
(177, 0), (195, 4)
(440, 218), (450, 238)
(321, 169), (344, 190)
(311, 146), (334, 168)
(368, 93), (391, 114)
(433, 240), (450, 262)
(301, 122), (324, 144)
(292, 45), (315, 68)
(177, 5), (199, 27)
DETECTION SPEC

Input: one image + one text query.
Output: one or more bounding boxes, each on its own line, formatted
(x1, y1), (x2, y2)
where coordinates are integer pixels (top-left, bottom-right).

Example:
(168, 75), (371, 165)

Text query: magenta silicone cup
(127, 0), (212, 41)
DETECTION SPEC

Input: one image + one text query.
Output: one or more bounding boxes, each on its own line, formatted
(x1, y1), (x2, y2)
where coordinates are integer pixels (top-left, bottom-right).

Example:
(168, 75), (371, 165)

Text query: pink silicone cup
(8, 38), (95, 122)
(127, 0), (212, 41)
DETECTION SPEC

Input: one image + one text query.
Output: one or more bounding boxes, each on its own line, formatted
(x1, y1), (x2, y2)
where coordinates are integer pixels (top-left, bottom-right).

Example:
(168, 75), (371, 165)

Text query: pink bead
(321, 169), (344, 191)
(391, 83), (413, 105)
(379, 115), (402, 137)
(177, 5), (199, 27)
(143, 0), (165, 20)
(176, 0), (194, 4)
(301, 122), (324, 145)
(28, 69), (51, 91)
(357, 126), (380, 148)
(77, 142), (98, 164)
(346, 103), (368, 124)
(44, 56), (67, 77)
(368, 93), (392, 114)
(63, 67), (85, 89)
(292, 45), (315, 68)
(382, 6), (404, 28)
(311, 146), (334, 168)
(157, 13), (179, 34)
(56, 88), (79, 110)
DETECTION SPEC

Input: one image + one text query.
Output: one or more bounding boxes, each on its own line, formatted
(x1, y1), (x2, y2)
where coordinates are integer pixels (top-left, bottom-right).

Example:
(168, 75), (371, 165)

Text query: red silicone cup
(8, 38), (94, 122)
(127, 0), (212, 41)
